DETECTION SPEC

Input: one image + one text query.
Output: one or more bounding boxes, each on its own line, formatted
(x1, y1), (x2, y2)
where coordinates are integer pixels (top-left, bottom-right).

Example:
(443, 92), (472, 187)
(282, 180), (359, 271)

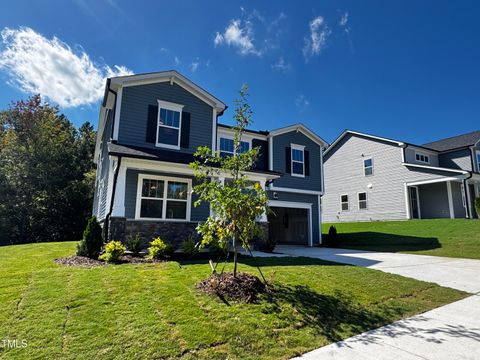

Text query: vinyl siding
(323, 133), (463, 222)
(271, 131), (322, 191)
(439, 148), (472, 171)
(124, 169), (209, 221)
(404, 148), (439, 166)
(267, 191), (321, 245)
(118, 82), (214, 154)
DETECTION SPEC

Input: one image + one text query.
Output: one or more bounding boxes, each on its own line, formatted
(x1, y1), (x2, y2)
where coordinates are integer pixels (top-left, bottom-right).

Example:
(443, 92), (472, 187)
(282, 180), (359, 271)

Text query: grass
(0, 242), (468, 359)
(322, 219), (480, 259)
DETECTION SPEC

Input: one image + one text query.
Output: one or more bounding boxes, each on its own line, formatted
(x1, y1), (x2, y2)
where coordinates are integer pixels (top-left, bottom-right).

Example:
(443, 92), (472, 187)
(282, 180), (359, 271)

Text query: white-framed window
(341, 194), (349, 211)
(415, 152), (430, 164)
(358, 192), (368, 210)
(156, 100), (184, 150)
(219, 136), (250, 157)
(136, 174), (191, 221)
(291, 144), (305, 177)
(476, 150), (480, 172)
(363, 158), (373, 176)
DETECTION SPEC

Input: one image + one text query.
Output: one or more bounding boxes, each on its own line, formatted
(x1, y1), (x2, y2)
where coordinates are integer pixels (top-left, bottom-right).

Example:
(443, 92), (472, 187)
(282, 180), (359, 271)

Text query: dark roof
(218, 123), (269, 136)
(423, 130), (480, 152)
(107, 143), (281, 176)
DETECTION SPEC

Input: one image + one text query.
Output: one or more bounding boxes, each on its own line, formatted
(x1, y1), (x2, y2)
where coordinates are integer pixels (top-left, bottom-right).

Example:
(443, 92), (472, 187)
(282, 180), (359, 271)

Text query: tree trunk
(232, 234), (238, 277)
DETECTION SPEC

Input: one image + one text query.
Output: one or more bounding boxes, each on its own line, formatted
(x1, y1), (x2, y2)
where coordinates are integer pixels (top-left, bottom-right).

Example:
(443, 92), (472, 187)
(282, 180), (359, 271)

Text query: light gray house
(322, 130), (480, 222)
(92, 70), (328, 247)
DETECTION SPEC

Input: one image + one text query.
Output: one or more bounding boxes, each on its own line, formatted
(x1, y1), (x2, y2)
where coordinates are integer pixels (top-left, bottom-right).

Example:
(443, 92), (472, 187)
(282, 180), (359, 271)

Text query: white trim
(135, 174), (192, 221)
(291, 144), (305, 178)
(155, 100), (184, 150)
(268, 185), (323, 195)
(320, 146), (325, 193)
(404, 183), (411, 219)
(465, 181), (473, 219)
(406, 176), (463, 186)
(318, 195), (322, 245)
(325, 130), (405, 156)
(363, 157), (374, 176)
(212, 109), (217, 154)
(268, 136), (273, 171)
(401, 146), (406, 163)
(414, 151), (430, 164)
(268, 200), (313, 247)
(112, 164), (127, 217)
(446, 181), (455, 219)
(269, 123), (329, 147)
(415, 186), (422, 219)
(402, 162), (469, 175)
(105, 155), (118, 220)
(112, 87), (122, 141)
(340, 194), (349, 212)
(217, 125), (268, 140)
(357, 192), (368, 210)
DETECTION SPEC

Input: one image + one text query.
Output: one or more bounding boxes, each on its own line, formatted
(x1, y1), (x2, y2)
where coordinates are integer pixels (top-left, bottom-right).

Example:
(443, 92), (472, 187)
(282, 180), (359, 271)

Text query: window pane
(341, 195), (348, 202)
(167, 182), (188, 199)
(239, 141), (249, 153)
(359, 193), (367, 201)
(292, 149), (304, 161)
(425, 156), (429, 162)
(140, 199), (163, 218)
(364, 159), (372, 167)
(166, 201), (187, 219)
(142, 179), (164, 198)
(173, 111), (180, 128)
(159, 108), (167, 125)
(359, 201), (367, 210)
(220, 138), (234, 153)
(341, 203), (349, 211)
(365, 167), (373, 176)
(220, 151), (232, 158)
(166, 109), (173, 126)
(292, 161), (303, 174)
(158, 127), (179, 146)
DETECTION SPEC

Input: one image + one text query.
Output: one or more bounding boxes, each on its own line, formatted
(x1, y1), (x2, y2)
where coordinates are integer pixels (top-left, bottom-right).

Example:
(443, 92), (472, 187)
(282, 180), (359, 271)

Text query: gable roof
(422, 130), (480, 152)
(269, 123), (329, 147)
(325, 130), (405, 156)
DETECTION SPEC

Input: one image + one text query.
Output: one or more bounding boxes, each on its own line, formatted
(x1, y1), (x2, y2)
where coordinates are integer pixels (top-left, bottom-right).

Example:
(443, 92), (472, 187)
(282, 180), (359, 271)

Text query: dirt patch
(197, 272), (267, 303)
(55, 256), (105, 267)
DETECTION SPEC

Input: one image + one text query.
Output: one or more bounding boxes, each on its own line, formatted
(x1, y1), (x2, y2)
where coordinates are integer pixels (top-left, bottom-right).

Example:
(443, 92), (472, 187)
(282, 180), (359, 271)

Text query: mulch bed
(54, 256), (105, 267)
(197, 272), (268, 303)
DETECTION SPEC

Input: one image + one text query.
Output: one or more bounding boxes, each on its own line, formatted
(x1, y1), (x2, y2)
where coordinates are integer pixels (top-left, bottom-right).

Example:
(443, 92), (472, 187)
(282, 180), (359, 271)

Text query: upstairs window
(341, 194), (349, 211)
(358, 192), (368, 210)
(415, 152), (430, 164)
(476, 151), (480, 171)
(219, 137), (250, 157)
(291, 144), (305, 177)
(156, 100), (183, 149)
(364, 158), (373, 176)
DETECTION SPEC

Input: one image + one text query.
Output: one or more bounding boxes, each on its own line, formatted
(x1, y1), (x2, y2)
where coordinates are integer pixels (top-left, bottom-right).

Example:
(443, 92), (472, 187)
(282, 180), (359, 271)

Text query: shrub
(475, 198), (480, 219)
(126, 233), (143, 256)
(76, 216), (103, 259)
(209, 238), (228, 258)
(258, 234), (276, 253)
(100, 241), (126, 263)
(182, 235), (199, 258)
(147, 237), (174, 260)
(326, 225), (339, 247)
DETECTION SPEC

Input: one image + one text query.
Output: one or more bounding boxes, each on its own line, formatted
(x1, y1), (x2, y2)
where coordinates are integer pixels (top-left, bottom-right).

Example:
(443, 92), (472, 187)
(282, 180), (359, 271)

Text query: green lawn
(0, 242), (468, 359)
(322, 219), (480, 259)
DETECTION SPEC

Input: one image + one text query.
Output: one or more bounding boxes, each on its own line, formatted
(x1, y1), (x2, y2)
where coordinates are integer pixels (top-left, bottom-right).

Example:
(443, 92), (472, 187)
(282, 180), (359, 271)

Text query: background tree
(190, 84), (269, 277)
(0, 95), (96, 244)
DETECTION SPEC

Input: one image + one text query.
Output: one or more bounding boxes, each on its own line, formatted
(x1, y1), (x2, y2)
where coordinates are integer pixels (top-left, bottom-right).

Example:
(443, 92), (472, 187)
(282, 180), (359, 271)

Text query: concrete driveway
(266, 245), (480, 359)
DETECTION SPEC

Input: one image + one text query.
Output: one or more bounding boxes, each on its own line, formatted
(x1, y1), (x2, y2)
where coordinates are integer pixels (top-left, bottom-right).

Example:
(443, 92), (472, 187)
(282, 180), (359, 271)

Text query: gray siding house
(93, 71), (328, 246)
(323, 130), (480, 222)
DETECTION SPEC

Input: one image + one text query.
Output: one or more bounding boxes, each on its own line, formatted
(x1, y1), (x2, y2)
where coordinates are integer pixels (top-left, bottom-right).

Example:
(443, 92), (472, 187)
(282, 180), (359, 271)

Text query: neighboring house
(322, 130), (480, 222)
(92, 70), (328, 247)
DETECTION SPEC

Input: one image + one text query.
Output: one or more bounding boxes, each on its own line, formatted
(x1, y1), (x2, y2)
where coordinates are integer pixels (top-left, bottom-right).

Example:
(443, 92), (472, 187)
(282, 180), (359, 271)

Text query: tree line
(0, 95), (96, 245)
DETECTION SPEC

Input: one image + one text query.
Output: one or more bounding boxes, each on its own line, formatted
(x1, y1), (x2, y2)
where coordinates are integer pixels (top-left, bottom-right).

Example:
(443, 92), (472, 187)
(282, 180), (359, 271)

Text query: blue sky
(0, 0), (479, 145)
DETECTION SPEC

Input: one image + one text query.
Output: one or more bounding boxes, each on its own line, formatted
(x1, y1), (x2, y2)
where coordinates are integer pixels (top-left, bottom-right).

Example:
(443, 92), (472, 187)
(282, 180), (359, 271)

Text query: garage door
(268, 207), (309, 245)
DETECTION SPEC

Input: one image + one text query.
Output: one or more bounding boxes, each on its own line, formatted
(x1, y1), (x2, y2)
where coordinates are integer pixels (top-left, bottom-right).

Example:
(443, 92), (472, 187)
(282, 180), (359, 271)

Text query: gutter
(104, 156), (122, 241)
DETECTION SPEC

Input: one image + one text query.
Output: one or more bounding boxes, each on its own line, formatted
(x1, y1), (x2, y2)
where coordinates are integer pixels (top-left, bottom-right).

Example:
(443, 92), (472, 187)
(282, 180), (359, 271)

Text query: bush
(100, 241), (126, 263)
(258, 235), (276, 253)
(147, 237), (174, 260)
(126, 233), (143, 256)
(475, 198), (480, 219)
(76, 216), (103, 259)
(209, 238), (228, 258)
(182, 235), (199, 258)
(326, 225), (339, 247)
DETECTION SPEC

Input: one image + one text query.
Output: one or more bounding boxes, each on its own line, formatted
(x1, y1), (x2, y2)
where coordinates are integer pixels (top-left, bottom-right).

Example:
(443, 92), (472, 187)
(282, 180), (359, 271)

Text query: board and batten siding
(118, 82), (214, 154)
(124, 169), (209, 221)
(439, 148), (472, 171)
(322, 133), (463, 222)
(271, 131), (322, 191)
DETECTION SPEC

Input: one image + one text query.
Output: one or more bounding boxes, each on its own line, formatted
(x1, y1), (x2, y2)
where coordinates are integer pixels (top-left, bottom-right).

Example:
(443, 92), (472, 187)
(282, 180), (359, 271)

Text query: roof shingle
(423, 130), (480, 152)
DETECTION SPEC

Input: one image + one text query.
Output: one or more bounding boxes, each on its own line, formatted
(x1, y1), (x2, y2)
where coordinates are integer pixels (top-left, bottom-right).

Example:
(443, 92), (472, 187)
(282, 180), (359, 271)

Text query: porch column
(111, 164), (127, 217)
(446, 181), (455, 219)
(260, 180), (268, 222)
(464, 180), (473, 219)
(404, 183), (411, 219)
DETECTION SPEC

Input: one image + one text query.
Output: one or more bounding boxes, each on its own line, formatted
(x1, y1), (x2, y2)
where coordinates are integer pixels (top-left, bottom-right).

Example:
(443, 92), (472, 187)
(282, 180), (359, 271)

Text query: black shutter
(180, 112), (191, 148)
(252, 139), (268, 170)
(146, 105), (158, 144)
(285, 147), (291, 173)
(304, 150), (310, 176)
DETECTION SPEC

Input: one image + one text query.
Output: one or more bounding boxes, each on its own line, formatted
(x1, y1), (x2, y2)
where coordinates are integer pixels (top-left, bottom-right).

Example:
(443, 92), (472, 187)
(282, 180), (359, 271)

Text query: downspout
(104, 156), (122, 241)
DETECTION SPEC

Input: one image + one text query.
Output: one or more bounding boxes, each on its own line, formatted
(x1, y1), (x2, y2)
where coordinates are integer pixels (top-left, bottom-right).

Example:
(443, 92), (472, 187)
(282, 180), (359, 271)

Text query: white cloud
(189, 59), (199, 73)
(303, 16), (331, 59)
(271, 57), (291, 73)
(173, 56), (180, 66)
(0, 27), (133, 108)
(214, 19), (260, 56)
(340, 12), (349, 27)
(295, 95), (310, 112)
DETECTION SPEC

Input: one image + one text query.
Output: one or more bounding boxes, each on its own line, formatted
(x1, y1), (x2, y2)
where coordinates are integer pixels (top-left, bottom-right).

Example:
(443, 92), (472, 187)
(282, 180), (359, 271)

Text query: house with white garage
(322, 130), (480, 222)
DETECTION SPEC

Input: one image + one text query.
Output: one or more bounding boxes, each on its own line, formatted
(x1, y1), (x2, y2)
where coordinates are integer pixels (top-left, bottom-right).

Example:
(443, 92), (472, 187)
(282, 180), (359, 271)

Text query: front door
(410, 187), (420, 219)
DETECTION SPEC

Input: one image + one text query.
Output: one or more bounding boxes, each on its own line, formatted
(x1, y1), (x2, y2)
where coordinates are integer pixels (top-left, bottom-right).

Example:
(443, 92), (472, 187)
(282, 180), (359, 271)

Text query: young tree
(190, 84), (269, 277)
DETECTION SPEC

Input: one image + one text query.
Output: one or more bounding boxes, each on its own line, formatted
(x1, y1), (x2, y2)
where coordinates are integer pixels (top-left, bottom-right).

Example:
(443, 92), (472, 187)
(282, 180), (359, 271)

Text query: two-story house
(92, 71), (328, 247)
(322, 130), (480, 222)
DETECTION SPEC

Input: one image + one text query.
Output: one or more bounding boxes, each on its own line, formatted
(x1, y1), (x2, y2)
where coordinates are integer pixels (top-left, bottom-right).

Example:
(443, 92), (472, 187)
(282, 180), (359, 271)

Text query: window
(219, 137), (250, 157)
(156, 100), (183, 149)
(358, 192), (368, 210)
(137, 175), (190, 220)
(476, 151), (480, 171)
(364, 158), (373, 176)
(291, 144), (305, 177)
(341, 194), (349, 211)
(415, 152), (430, 164)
